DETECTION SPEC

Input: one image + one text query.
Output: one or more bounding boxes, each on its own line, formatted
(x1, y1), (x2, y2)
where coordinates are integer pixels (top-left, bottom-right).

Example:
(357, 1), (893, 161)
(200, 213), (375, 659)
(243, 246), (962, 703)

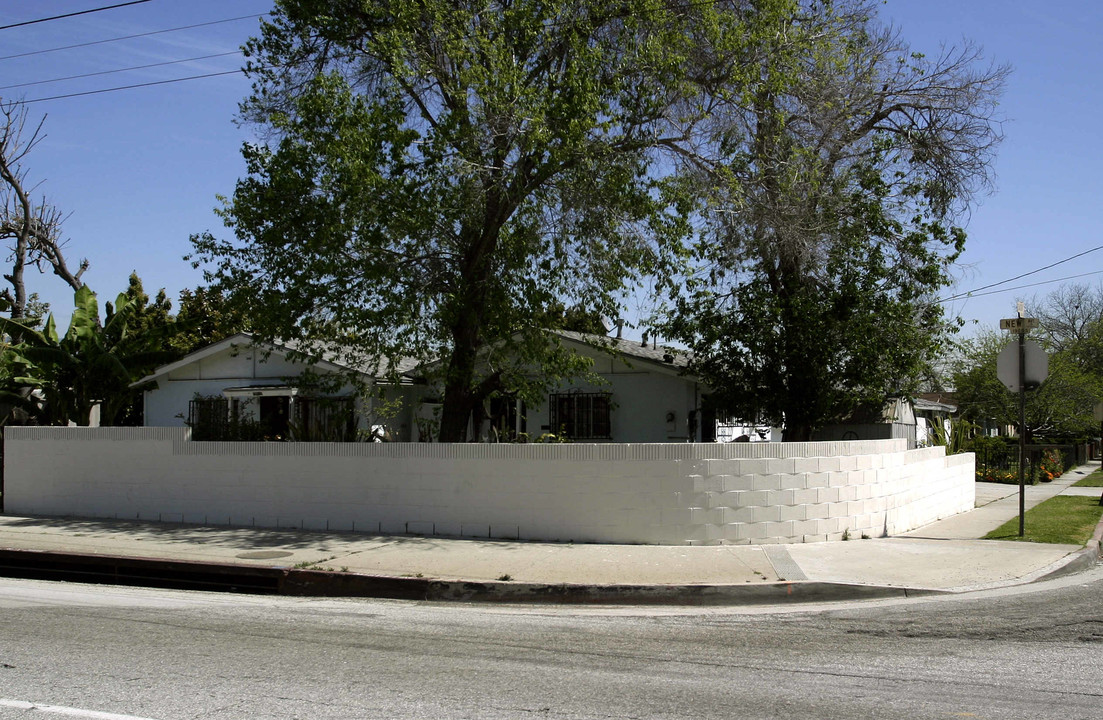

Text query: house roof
(131, 333), (421, 388)
(913, 396), (958, 414)
(550, 330), (693, 373)
(134, 329), (696, 391)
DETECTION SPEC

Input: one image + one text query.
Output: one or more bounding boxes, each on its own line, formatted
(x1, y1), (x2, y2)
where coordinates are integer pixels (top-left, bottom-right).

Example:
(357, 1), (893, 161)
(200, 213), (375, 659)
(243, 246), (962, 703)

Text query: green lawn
(1072, 469), (1103, 487)
(984, 495), (1103, 544)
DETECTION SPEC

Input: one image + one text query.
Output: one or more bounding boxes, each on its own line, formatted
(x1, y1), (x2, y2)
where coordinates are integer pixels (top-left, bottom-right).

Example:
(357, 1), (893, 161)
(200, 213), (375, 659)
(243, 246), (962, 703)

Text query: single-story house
(132, 333), (422, 441)
(134, 330), (714, 443)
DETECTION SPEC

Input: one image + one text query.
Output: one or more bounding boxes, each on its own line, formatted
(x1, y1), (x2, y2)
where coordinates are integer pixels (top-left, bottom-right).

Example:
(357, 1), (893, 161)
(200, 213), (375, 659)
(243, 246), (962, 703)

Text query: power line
(938, 244), (1103, 303)
(942, 269), (1103, 301)
(23, 69), (246, 103)
(0, 1), (152, 31)
(0, 51), (242, 91)
(0, 13), (267, 62)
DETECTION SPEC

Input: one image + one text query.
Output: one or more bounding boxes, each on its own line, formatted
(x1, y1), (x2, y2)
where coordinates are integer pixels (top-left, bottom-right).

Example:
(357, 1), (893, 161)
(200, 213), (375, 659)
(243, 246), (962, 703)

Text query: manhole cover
(236, 550), (295, 560)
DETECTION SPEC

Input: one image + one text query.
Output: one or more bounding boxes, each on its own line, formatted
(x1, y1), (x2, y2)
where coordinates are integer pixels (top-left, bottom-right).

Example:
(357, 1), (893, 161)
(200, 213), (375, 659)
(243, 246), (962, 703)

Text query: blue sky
(1, 0), (1100, 337)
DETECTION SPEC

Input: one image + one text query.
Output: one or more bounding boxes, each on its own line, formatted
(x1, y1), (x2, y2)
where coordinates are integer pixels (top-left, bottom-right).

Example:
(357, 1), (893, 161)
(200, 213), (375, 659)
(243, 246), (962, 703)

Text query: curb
(1037, 496), (1103, 581)
(2, 507), (1100, 606)
(0, 546), (947, 605)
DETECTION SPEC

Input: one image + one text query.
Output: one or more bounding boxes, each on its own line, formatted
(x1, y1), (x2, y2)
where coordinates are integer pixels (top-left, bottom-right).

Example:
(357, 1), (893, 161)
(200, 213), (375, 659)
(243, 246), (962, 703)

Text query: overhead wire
(0, 1), (152, 31)
(0, 51), (243, 91)
(22, 70), (248, 103)
(938, 244), (1103, 303)
(0, 13), (268, 62)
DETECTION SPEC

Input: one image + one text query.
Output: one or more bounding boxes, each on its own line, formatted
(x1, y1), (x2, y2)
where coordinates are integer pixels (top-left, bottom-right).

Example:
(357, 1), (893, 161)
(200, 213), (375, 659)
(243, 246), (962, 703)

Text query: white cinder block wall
(3, 428), (974, 545)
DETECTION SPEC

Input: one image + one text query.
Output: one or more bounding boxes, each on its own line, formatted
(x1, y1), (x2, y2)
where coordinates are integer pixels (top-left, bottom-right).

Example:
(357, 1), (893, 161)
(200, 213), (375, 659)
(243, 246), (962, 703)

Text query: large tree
(191, 0), (764, 441)
(663, 0), (1008, 440)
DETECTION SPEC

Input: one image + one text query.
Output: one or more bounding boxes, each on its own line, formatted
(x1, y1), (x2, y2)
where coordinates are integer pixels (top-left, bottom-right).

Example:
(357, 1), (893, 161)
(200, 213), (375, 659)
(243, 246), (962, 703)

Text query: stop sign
(996, 339), (1048, 392)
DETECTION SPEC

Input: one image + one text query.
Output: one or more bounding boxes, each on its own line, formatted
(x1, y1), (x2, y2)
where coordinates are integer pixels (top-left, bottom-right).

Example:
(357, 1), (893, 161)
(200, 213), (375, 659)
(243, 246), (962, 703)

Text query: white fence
(2, 427), (974, 545)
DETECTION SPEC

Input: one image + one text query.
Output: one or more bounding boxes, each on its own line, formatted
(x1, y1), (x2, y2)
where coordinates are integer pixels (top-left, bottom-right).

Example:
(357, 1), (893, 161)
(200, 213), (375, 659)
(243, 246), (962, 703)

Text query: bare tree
(1028, 282), (1103, 352)
(0, 99), (88, 319)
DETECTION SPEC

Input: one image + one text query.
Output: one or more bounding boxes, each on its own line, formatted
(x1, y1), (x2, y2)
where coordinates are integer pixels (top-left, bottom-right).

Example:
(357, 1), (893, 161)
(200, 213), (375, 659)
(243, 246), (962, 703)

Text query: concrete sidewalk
(0, 461), (1100, 604)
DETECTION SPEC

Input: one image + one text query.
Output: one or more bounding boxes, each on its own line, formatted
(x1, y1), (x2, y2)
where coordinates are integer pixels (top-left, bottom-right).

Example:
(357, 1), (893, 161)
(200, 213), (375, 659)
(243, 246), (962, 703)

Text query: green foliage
(951, 330), (1100, 442)
(929, 418), (975, 455)
(189, 0), (760, 441)
(170, 284), (250, 355)
(0, 285), (182, 426)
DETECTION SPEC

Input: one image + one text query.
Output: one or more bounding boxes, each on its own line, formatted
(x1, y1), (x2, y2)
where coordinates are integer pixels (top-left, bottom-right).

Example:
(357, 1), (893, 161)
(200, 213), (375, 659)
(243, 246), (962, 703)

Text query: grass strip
(1072, 469), (1103, 487)
(984, 495), (1103, 545)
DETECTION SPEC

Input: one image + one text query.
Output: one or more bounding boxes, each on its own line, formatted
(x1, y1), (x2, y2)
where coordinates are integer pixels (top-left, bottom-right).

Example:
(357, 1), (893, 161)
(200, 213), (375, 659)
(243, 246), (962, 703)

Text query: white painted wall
(142, 343), (420, 440)
(143, 343), (324, 427)
(524, 345), (703, 442)
(3, 429), (975, 545)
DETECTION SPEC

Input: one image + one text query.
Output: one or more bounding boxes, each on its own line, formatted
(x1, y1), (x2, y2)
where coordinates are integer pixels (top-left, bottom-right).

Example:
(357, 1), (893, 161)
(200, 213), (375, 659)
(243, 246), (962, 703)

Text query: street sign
(1000, 317), (1039, 332)
(996, 339), (1048, 392)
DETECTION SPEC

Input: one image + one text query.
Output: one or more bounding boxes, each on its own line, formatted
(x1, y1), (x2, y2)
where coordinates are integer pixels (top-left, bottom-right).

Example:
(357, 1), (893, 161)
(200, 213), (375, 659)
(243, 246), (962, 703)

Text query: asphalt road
(0, 566), (1101, 720)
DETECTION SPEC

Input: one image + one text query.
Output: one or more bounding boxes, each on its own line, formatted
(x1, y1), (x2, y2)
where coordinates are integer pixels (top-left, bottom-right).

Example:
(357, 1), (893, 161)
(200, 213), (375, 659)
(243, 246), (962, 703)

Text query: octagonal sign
(996, 339), (1048, 392)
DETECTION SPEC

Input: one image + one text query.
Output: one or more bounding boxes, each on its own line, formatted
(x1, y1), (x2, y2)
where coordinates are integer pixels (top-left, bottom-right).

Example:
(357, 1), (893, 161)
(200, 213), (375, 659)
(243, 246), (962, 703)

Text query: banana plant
(0, 285), (181, 426)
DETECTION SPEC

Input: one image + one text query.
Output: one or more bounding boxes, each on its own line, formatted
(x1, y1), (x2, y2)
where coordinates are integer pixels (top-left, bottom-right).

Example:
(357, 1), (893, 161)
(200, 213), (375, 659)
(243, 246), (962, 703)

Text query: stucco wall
(2, 428), (974, 545)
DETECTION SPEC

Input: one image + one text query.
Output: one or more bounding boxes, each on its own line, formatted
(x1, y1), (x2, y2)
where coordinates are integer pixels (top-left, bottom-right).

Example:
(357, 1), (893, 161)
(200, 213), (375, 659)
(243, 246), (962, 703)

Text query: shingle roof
(550, 330), (692, 370)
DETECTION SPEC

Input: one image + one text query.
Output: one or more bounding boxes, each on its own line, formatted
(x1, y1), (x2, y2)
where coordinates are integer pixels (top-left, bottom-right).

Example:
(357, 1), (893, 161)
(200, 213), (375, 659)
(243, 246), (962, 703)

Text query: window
(548, 392), (612, 440)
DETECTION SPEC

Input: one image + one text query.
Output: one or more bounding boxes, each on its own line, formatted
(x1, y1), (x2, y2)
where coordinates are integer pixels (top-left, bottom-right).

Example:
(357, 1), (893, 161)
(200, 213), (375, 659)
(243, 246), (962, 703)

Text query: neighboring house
(914, 394), (958, 447)
(132, 333), (422, 441)
(135, 330), (713, 443)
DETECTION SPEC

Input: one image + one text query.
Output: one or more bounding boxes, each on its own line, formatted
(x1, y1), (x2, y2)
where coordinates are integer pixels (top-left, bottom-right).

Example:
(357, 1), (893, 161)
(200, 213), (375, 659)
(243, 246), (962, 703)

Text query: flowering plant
(1038, 449), (1064, 482)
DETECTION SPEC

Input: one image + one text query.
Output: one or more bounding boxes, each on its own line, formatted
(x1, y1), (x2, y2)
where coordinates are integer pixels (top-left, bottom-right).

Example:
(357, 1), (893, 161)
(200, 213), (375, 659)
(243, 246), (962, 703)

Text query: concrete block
(742, 490), (770, 507)
(768, 457), (798, 474)
(794, 519), (823, 537)
(692, 474), (727, 493)
(780, 473), (810, 490)
(490, 525), (520, 540)
(766, 520), (796, 540)
(722, 474), (753, 492)
(802, 533), (829, 543)
(770, 488), (797, 507)
(301, 517), (329, 531)
(751, 505), (780, 523)
(779, 504), (808, 522)
(794, 488), (819, 505)
(790, 457), (819, 474)
(660, 507), (694, 526)
(732, 522), (769, 541)
(752, 474), (783, 491)
(816, 487), (840, 504)
(735, 458), (771, 476)
(460, 523), (490, 538)
(380, 519), (406, 535)
(723, 505), (756, 524)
